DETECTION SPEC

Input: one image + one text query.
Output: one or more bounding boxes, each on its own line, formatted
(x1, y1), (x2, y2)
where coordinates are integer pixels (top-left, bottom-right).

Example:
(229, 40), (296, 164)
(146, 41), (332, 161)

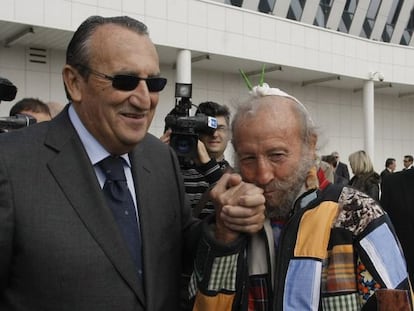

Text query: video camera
(0, 76), (36, 132)
(165, 83), (217, 166)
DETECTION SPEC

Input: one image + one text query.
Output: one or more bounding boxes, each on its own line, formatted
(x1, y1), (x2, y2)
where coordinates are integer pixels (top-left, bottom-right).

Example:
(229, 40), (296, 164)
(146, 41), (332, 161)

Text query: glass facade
(314, 0), (334, 27)
(287, 0), (306, 21)
(360, 0), (382, 38)
(338, 0), (358, 33)
(400, 8), (414, 45)
(223, 0), (414, 46)
(381, 0), (403, 42)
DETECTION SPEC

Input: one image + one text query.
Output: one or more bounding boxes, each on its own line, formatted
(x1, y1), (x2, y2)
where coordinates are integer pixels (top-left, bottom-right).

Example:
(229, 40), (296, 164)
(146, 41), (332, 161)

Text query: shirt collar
(68, 104), (131, 167)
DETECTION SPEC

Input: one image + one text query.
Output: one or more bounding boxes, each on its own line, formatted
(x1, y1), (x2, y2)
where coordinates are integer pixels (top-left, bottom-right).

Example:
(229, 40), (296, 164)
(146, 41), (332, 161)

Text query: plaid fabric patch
(321, 293), (361, 311)
(323, 244), (357, 293)
(248, 275), (269, 311)
(207, 254), (239, 292)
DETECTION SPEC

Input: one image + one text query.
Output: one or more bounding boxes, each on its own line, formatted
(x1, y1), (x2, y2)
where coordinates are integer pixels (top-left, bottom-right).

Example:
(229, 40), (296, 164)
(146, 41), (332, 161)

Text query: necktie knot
(99, 156), (126, 182)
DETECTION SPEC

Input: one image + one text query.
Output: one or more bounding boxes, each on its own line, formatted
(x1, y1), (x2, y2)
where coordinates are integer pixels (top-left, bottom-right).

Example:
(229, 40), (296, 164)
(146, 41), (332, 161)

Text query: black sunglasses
(76, 64), (167, 92)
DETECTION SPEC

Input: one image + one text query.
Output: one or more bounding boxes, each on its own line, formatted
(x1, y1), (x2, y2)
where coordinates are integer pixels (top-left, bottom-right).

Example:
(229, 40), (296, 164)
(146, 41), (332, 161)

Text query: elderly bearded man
(190, 84), (413, 311)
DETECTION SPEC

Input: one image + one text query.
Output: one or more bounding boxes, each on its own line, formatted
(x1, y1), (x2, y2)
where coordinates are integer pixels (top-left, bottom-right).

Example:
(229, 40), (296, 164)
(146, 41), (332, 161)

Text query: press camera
(165, 83), (217, 166)
(0, 76), (36, 132)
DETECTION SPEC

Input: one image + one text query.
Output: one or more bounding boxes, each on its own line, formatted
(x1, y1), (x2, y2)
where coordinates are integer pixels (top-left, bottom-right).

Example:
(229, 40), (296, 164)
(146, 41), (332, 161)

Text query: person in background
(47, 101), (66, 118)
(402, 155), (414, 170)
(190, 84), (412, 311)
(348, 150), (380, 201)
(315, 155), (334, 190)
(161, 101), (233, 310)
(380, 157), (396, 192)
(9, 97), (52, 122)
(0, 15), (265, 311)
(161, 101), (232, 219)
(331, 150), (350, 185)
(381, 168), (414, 285)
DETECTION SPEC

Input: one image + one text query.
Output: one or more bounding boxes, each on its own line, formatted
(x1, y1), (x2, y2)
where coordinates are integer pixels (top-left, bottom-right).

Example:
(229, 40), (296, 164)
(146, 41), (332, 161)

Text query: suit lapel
(44, 109), (146, 306)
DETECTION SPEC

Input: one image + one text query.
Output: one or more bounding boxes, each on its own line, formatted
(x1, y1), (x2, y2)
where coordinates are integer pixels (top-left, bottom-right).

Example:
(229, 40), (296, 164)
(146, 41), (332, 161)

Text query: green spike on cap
(259, 64), (265, 86)
(239, 64), (267, 90)
(239, 69), (253, 91)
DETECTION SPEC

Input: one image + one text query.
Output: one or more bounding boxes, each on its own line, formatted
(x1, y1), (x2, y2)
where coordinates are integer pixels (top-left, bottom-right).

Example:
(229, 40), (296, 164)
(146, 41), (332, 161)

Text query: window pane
(338, 0), (358, 33)
(400, 8), (414, 45)
(287, 0), (306, 20)
(314, 0), (333, 27)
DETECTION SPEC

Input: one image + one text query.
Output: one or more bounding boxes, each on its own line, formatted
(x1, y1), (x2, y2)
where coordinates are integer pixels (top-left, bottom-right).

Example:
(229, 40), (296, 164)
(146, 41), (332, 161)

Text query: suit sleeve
(0, 151), (14, 291)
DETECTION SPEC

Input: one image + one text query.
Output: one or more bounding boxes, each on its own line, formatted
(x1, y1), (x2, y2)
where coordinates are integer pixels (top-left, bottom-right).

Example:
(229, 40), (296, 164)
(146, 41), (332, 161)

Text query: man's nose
(255, 158), (274, 186)
(129, 80), (151, 108)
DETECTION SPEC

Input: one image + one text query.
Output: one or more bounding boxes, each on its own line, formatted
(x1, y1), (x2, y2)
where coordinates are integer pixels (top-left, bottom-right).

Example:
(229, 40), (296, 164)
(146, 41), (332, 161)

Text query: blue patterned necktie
(98, 156), (142, 280)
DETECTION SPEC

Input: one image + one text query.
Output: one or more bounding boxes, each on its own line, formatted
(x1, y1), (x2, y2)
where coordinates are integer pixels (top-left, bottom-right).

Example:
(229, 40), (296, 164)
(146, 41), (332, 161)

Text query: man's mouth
(121, 112), (145, 119)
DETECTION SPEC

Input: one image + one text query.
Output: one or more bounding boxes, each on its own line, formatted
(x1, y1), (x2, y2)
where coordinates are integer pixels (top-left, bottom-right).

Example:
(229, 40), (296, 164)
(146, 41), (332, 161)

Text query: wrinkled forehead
(233, 96), (298, 128)
(232, 96), (301, 142)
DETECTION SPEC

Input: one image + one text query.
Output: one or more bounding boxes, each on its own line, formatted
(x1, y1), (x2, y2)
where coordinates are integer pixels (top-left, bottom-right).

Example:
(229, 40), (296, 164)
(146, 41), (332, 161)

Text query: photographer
(9, 97), (52, 123)
(161, 100), (232, 310)
(0, 76), (37, 132)
(161, 101), (232, 219)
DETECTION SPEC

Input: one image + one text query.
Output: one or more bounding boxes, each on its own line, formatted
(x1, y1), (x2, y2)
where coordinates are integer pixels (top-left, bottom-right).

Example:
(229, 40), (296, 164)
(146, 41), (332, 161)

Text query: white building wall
(1, 0), (414, 172)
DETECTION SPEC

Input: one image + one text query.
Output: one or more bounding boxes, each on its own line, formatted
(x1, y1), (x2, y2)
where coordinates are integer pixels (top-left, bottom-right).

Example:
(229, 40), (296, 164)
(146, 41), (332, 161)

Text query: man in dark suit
(331, 151), (350, 185)
(402, 155), (414, 170)
(381, 169), (414, 283)
(0, 16), (265, 311)
(380, 157), (396, 191)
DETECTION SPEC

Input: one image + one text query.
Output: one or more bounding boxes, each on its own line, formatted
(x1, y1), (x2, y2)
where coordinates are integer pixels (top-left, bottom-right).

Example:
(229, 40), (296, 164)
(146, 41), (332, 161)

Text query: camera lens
(174, 137), (194, 154)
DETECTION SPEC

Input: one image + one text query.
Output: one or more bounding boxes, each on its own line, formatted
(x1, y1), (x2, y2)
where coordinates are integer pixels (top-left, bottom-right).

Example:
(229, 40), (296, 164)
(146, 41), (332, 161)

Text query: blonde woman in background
(348, 150), (380, 201)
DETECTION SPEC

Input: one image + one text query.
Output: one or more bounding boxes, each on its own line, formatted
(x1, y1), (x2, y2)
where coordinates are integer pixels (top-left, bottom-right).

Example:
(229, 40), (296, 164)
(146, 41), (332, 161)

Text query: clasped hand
(211, 173), (266, 243)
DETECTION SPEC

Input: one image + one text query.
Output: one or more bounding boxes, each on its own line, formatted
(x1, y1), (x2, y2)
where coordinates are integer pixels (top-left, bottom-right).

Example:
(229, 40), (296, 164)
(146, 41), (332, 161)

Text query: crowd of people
(0, 14), (413, 311)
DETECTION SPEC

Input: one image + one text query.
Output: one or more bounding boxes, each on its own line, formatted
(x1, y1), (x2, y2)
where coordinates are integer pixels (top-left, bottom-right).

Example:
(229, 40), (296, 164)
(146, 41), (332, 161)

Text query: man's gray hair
(231, 87), (317, 148)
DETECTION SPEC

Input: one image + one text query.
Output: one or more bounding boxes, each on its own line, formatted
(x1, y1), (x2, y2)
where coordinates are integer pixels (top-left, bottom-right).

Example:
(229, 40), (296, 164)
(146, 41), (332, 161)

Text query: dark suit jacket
(335, 161), (350, 182)
(0, 107), (201, 311)
(380, 168), (393, 192)
(381, 169), (414, 283)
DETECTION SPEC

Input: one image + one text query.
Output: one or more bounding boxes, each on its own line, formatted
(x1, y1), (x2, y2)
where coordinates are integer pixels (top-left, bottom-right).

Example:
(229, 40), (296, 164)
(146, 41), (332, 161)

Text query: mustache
(263, 153), (315, 219)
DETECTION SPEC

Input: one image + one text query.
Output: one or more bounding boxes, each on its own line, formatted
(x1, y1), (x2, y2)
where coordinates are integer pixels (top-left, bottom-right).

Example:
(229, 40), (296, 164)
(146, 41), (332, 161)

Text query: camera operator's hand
(210, 173), (266, 243)
(160, 128), (172, 144)
(196, 140), (211, 165)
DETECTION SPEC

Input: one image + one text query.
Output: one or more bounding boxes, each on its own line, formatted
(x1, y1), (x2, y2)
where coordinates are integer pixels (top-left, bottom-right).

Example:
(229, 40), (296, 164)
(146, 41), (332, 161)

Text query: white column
(348, 0), (370, 36)
(363, 80), (374, 159)
(300, 0), (320, 24)
(326, 0), (347, 31)
(369, 0), (392, 41)
(176, 50), (191, 84)
(390, 0), (414, 44)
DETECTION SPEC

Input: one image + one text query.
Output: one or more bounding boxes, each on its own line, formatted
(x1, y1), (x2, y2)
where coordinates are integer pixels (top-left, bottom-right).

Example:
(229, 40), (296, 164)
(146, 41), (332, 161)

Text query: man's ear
(308, 133), (318, 159)
(62, 65), (82, 102)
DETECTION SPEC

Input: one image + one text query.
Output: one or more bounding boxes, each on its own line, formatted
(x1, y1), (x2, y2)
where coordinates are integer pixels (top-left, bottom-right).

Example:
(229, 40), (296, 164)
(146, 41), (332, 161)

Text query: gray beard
(265, 154), (314, 220)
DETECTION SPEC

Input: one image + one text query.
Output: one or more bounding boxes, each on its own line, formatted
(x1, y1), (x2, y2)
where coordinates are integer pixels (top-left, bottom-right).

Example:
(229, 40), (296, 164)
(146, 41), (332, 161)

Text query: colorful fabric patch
(208, 254), (238, 292)
(359, 223), (407, 289)
(295, 201), (338, 259)
(284, 259), (321, 311)
(323, 244), (357, 293)
(334, 187), (384, 235)
(321, 293), (361, 311)
(193, 292), (234, 311)
(356, 256), (380, 303)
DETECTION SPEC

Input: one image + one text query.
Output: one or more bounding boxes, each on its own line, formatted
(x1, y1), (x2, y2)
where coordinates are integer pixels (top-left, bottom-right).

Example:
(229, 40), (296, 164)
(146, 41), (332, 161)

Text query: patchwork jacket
(190, 184), (413, 311)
